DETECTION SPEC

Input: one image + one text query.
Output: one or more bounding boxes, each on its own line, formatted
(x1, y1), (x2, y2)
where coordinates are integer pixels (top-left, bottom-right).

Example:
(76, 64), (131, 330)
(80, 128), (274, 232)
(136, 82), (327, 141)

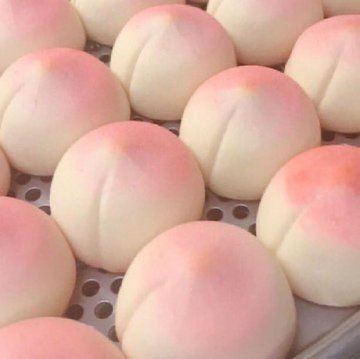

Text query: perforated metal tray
(9, 32), (360, 359)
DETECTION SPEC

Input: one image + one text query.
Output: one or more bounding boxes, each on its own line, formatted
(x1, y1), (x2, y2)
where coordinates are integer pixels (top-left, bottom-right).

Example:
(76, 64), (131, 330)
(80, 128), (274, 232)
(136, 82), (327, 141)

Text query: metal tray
(9, 21), (360, 359)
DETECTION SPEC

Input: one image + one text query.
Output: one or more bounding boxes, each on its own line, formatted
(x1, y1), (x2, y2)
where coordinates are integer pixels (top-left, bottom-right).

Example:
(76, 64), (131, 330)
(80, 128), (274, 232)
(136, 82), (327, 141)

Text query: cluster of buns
(0, 0), (360, 358)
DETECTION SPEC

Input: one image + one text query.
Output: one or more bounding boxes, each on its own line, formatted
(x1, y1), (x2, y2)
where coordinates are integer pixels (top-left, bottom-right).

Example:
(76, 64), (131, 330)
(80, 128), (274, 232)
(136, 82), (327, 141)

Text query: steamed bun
(257, 145), (360, 306)
(0, 48), (130, 175)
(116, 221), (296, 359)
(180, 66), (321, 200)
(50, 121), (205, 272)
(110, 4), (236, 121)
(0, 197), (75, 327)
(286, 15), (360, 133)
(207, 0), (323, 66)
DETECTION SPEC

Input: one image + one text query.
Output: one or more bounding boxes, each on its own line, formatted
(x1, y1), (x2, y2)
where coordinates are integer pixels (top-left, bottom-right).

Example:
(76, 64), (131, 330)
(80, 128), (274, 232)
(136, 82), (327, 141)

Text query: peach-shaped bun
(180, 66), (321, 200)
(0, 197), (76, 328)
(110, 4), (236, 121)
(0, 48), (130, 176)
(0, 0), (85, 74)
(0, 147), (10, 196)
(285, 15), (360, 133)
(50, 121), (205, 273)
(116, 221), (296, 359)
(323, 0), (360, 16)
(207, 0), (323, 66)
(71, 0), (185, 46)
(0, 317), (125, 358)
(257, 145), (360, 307)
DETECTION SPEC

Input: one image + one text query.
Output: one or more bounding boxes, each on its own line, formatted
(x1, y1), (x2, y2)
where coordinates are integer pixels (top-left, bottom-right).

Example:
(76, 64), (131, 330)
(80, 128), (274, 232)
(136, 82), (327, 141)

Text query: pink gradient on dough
(0, 317), (125, 358)
(207, 0), (323, 65)
(282, 145), (360, 204)
(0, 0), (85, 73)
(50, 121), (205, 273)
(285, 15), (360, 132)
(110, 4), (236, 121)
(0, 147), (10, 195)
(275, 145), (360, 247)
(180, 66), (321, 200)
(0, 197), (76, 327)
(296, 188), (360, 248)
(69, 122), (198, 186)
(257, 145), (360, 306)
(0, 48), (130, 175)
(116, 221), (296, 359)
(286, 15), (360, 56)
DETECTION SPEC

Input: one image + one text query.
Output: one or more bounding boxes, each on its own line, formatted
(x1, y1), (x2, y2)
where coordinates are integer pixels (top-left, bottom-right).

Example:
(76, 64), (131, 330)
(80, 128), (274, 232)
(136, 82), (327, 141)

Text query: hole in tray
(111, 277), (123, 294)
(248, 223), (256, 236)
(168, 128), (179, 136)
(233, 205), (250, 220)
(100, 54), (110, 63)
(40, 205), (51, 215)
(40, 176), (52, 183)
(108, 326), (119, 342)
(206, 208), (223, 221)
(322, 131), (335, 142)
(15, 173), (31, 185)
(82, 280), (100, 297)
(343, 133), (360, 139)
(65, 304), (84, 320)
(76, 261), (87, 271)
(25, 188), (41, 202)
(95, 301), (113, 319)
(85, 41), (101, 51)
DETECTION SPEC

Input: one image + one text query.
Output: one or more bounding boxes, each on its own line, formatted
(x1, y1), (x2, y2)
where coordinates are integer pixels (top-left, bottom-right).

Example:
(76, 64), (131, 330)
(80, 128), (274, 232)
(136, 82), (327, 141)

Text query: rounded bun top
(58, 121), (201, 188)
(258, 145), (360, 252)
(289, 15), (360, 55)
(71, 0), (186, 46)
(207, 0), (323, 66)
(272, 145), (360, 206)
